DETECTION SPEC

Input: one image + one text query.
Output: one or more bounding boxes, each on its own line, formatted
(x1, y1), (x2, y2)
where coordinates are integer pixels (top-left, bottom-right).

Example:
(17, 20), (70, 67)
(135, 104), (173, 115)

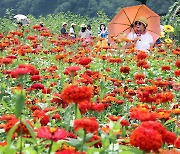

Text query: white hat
(80, 24), (86, 28)
(62, 22), (68, 26)
(71, 23), (76, 26)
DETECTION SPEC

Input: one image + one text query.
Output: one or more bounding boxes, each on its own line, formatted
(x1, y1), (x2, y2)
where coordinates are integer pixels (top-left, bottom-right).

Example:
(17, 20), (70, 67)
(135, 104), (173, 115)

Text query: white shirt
(127, 32), (153, 53)
(69, 27), (75, 38)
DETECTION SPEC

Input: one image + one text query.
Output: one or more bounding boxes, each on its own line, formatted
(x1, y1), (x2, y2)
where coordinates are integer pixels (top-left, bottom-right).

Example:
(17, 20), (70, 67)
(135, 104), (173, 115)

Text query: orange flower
(4, 118), (33, 135)
(136, 51), (148, 60)
(174, 69), (180, 77)
(74, 117), (99, 133)
(175, 59), (180, 68)
(134, 73), (145, 80)
(61, 85), (92, 103)
(171, 109), (180, 115)
(136, 60), (148, 68)
(156, 110), (171, 120)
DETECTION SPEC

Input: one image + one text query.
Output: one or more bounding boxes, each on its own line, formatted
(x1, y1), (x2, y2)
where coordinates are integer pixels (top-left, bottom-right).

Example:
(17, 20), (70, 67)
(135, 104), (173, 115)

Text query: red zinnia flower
(120, 66), (130, 74)
(56, 149), (86, 154)
(30, 83), (44, 90)
(79, 57), (92, 66)
(120, 120), (130, 126)
(61, 85), (92, 103)
(42, 88), (51, 94)
(140, 121), (167, 140)
(108, 115), (121, 121)
(175, 60), (180, 68)
(0, 58), (13, 65)
(74, 117), (99, 133)
(161, 65), (171, 71)
(33, 110), (49, 126)
(163, 131), (177, 145)
(0, 142), (7, 147)
(6, 55), (17, 59)
(174, 137), (180, 149)
(37, 126), (68, 142)
(18, 64), (39, 75)
(130, 126), (163, 153)
(31, 75), (41, 81)
(52, 113), (61, 120)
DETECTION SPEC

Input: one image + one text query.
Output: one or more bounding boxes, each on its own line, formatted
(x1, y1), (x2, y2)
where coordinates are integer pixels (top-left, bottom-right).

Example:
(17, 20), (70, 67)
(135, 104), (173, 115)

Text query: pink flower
(10, 67), (31, 78)
(37, 126), (68, 142)
(64, 66), (81, 75)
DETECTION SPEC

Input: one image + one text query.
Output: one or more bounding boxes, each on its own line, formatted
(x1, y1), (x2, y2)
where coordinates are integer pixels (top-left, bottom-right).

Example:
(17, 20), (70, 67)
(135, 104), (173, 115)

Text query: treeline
(0, 0), (177, 18)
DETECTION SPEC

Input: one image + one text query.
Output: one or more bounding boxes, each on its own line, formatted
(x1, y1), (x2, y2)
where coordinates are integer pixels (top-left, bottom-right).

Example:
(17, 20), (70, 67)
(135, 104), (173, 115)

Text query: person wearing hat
(61, 22), (68, 35)
(127, 16), (153, 53)
(78, 24), (91, 39)
(97, 23), (109, 47)
(69, 23), (76, 38)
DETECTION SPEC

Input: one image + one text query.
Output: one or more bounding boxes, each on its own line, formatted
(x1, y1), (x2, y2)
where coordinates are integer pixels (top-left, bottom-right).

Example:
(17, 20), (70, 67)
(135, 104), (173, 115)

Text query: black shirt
(61, 27), (67, 34)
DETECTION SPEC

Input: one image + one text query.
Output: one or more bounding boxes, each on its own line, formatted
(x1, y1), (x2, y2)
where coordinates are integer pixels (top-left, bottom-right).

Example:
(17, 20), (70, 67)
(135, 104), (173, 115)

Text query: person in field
(127, 16), (153, 54)
(69, 23), (76, 38)
(61, 22), (68, 35)
(97, 23), (109, 47)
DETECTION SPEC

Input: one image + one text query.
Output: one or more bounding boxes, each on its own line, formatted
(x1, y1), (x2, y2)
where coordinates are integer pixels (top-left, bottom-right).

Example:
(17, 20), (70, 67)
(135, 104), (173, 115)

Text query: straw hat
(71, 23), (76, 26)
(62, 22), (68, 26)
(135, 16), (148, 27)
(80, 24), (86, 28)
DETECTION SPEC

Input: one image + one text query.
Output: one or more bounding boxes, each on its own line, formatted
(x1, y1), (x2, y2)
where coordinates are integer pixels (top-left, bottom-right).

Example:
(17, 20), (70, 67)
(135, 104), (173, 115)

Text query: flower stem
(19, 117), (23, 154)
(75, 103), (78, 119)
(80, 130), (86, 152)
(48, 140), (53, 154)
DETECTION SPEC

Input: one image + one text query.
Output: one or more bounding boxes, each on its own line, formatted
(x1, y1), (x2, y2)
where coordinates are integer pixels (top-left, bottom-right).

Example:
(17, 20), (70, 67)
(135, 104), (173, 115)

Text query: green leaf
(1, 146), (16, 154)
(85, 133), (93, 141)
(101, 137), (110, 149)
(14, 94), (25, 118)
(23, 120), (37, 145)
(76, 105), (82, 119)
(6, 121), (19, 144)
(85, 140), (100, 147)
(66, 138), (81, 149)
(77, 128), (84, 139)
(164, 118), (176, 125)
(23, 147), (37, 154)
(51, 141), (65, 152)
(86, 147), (102, 153)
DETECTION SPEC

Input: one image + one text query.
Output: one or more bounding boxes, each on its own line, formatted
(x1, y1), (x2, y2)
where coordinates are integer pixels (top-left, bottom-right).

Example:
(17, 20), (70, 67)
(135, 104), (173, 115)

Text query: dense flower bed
(0, 22), (179, 154)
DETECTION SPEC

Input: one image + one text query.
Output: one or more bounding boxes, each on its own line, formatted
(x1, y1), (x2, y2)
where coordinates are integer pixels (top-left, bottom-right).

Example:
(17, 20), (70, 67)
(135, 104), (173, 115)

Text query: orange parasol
(108, 4), (160, 43)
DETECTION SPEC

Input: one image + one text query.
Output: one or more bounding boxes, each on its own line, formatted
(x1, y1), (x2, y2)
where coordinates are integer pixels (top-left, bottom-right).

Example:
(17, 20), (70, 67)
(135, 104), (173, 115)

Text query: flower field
(0, 14), (180, 154)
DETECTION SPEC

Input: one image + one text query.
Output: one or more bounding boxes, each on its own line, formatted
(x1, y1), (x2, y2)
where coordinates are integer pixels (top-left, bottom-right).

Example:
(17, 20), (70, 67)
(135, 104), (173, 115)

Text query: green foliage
(163, 1), (180, 44)
(0, 0), (177, 18)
